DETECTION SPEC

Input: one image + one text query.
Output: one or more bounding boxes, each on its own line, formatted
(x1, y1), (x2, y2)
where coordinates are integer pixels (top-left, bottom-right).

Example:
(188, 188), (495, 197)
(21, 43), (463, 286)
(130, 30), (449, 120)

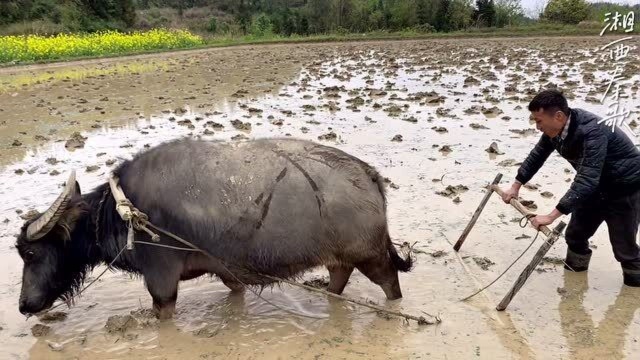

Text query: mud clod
(65, 132), (87, 150)
(231, 120), (252, 131)
(193, 323), (224, 338)
(520, 200), (537, 210)
(38, 312), (67, 323)
(430, 250), (447, 258)
(318, 131), (338, 141)
(485, 142), (504, 155)
(105, 315), (138, 334)
(473, 257), (495, 270)
(31, 324), (51, 337)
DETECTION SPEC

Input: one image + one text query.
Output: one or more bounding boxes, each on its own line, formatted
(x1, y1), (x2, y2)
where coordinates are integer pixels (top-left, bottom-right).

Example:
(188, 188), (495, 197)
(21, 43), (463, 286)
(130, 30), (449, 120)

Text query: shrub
(208, 17), (218, 33)
(251, 13), (272, 36)
(413, 23), (436, 33)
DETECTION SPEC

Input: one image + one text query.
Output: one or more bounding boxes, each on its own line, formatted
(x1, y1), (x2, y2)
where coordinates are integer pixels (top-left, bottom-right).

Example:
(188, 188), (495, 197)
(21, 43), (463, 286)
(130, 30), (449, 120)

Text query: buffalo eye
(24, 250), (35, 262)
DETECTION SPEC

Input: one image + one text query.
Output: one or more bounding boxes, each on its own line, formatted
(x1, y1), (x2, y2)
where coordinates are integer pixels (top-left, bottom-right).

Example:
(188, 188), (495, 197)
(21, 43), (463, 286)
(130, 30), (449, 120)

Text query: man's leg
(603, 190), (640, 287)
(564, 201), (604, 272)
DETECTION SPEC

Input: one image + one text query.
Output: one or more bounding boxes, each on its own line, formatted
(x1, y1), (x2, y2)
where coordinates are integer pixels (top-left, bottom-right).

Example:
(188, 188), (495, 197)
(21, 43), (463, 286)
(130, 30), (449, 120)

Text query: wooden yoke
(496, 221), (566, 311)
(453, 173), (568, 311)
(490, 184), (555, 237)
(453, 173), (502, 251)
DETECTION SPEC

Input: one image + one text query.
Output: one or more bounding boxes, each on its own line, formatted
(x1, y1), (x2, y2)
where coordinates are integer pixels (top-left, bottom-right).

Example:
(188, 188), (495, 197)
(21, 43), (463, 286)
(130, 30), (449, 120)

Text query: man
(501, 89), (640, 287)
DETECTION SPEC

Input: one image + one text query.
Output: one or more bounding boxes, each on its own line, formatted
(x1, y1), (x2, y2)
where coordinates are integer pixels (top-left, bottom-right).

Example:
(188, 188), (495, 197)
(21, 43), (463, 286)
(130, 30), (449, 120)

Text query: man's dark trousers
(565, 188), (640, 282)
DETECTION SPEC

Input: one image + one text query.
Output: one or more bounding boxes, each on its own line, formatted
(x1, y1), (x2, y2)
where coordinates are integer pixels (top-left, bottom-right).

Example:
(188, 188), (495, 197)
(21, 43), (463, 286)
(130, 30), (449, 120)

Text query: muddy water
(1, 37), (640, 359)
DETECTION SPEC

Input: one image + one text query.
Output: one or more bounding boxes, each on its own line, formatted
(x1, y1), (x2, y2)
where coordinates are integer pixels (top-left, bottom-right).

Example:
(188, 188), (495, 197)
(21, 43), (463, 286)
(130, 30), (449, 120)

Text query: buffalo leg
(327, 265), (354, 294)
(145, 273), (179, 320)
(356, 257), (402, 300)
(221, 277), (245, 293)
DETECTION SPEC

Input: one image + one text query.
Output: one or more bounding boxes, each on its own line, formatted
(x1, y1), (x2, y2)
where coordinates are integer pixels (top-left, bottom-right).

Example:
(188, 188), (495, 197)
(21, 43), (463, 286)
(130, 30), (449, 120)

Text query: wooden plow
(453, 173), (567, 311)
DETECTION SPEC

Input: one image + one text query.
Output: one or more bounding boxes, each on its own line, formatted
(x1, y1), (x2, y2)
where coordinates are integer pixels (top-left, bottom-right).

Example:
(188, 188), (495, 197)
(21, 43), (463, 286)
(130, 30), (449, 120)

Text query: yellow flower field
(0, 29), (204, 63)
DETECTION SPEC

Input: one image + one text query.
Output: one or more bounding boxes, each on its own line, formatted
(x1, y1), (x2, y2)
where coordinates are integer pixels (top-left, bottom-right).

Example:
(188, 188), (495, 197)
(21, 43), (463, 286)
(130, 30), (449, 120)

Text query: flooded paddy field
(1, 37), (639, 359)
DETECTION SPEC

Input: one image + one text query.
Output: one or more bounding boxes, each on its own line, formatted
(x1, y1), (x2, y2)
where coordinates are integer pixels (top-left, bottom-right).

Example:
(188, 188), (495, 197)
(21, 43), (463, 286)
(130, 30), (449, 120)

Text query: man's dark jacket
(516, 107), (640, 215)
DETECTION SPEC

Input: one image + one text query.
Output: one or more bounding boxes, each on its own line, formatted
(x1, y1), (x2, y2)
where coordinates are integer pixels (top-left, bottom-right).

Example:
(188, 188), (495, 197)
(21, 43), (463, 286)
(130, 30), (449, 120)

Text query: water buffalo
(17, 138), (413, 319)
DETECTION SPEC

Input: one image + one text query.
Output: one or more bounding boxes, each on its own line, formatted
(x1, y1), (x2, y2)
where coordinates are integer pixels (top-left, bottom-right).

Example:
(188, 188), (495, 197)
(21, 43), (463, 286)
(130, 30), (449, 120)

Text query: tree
(434, 0), (451, 31)
(0, 1), (23, 25)
(475, 0), (497, 27)
(208, 17), (218, 33)
(305, 0), (332, 32)
(588, 2), (635, 22)
(298, 14), (310, 35)
(543, 0), (590, 24)
(448, 0), (474, 30)
(119, 0), (136, 27)
(251, 13), (272, 36)
(389, 0), (419, 30)
(494, 0), (524, 27)
(236, 0), (252, 34)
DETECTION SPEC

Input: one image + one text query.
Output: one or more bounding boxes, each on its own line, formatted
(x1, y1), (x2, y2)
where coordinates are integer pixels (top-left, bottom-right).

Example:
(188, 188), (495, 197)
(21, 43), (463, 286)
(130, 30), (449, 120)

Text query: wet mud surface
(1, 37), (640, 359)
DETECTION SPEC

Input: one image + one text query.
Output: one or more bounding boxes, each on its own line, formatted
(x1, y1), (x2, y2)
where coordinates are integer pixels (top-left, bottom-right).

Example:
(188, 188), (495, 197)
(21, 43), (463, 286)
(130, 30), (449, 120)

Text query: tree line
(1, 0), (638, 35)
(0, 0), (136, 31)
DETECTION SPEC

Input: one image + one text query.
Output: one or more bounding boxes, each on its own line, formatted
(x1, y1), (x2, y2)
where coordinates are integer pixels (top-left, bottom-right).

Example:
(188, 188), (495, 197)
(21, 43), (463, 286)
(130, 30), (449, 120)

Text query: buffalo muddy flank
(1, 37), (640, 359)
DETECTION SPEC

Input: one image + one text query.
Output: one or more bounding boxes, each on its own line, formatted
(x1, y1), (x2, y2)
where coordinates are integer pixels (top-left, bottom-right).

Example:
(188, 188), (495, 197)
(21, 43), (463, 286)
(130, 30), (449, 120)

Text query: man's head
(528, 89), (570, 138)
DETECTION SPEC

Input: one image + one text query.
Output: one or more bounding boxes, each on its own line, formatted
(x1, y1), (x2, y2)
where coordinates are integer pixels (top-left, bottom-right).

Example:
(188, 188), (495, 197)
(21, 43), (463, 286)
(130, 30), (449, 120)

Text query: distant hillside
(0, 0), (136, 34)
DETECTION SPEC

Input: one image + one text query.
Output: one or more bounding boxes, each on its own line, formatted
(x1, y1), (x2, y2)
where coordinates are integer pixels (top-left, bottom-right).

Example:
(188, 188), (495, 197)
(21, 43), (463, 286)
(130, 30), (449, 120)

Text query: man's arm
(502, 135), (554, 204)
(515, 135), (555, 185)
(555, 128), (607, 215)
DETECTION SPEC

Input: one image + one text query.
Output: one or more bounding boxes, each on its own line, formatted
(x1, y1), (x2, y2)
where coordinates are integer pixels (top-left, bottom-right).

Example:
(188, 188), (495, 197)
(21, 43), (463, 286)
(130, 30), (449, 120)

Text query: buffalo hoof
(153, 302), (176, 320)
(382, 281), (403, 300)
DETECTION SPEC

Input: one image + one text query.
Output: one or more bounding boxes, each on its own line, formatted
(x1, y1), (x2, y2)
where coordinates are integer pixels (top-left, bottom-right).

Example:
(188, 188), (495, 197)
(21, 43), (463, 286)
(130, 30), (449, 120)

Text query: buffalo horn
(26, 170), (77, 241)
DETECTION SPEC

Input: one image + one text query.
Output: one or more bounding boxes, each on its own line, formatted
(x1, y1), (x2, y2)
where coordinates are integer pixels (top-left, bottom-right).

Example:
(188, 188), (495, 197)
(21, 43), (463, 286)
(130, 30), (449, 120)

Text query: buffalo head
(16, 171), (91, 315)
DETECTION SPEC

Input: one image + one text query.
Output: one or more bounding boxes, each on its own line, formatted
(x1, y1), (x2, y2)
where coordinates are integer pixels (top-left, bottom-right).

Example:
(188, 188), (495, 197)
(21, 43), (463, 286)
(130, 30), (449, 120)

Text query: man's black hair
(528, 89), (570, 116)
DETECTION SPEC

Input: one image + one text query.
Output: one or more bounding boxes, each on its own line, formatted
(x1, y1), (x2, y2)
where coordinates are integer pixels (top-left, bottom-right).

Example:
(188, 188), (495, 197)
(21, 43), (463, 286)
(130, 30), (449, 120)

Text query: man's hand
(501, 182), (521, 204)
(530, 209), (563, 230)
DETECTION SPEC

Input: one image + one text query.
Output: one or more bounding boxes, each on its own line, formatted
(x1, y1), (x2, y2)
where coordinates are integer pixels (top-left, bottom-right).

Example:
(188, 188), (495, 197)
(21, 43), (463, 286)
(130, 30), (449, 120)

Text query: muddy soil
(1, 37), (639, 360)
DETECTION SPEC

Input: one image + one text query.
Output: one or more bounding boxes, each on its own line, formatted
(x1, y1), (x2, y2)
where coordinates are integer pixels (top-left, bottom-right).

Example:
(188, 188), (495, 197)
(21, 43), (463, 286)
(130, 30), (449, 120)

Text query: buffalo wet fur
(16, 138), (413, 319)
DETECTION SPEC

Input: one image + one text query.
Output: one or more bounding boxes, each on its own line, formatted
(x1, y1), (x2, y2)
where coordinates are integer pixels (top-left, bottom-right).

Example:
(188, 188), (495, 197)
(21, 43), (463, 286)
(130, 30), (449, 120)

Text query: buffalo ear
(55, 185), (87, 241)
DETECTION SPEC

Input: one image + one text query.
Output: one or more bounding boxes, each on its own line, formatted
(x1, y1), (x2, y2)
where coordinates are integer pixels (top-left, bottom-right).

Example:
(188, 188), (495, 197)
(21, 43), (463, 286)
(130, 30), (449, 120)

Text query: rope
(126, 223), (326, 320)
(458, 214), (540, 302)
(134, 240), (201, 252)
(46, 244), (128, 312)
(94, 188), (109, 246)
(140, 222), (439, 324)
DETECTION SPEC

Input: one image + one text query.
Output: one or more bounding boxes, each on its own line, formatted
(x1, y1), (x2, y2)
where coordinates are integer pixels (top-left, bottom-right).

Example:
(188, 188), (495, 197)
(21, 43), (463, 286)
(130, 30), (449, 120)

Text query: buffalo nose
(19, 298), (36, 315)
(19, 300), (29, 315)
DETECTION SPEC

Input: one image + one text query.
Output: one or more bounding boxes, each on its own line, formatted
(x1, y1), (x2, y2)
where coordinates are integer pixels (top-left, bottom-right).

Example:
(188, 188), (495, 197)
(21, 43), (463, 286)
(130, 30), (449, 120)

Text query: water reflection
(27, 287), (406, 359)
(559, 271), (640, 360)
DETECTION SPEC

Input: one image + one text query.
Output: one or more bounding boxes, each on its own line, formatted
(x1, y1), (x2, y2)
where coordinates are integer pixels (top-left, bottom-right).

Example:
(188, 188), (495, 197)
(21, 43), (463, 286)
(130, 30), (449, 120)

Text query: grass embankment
(0, 23), (634, 66)
(205, 23), (613, 46)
